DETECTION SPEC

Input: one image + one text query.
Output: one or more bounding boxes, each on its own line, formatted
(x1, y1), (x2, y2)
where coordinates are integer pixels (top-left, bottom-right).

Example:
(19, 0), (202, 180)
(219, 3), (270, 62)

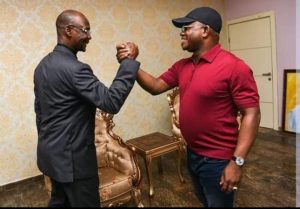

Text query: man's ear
(65, 26), (72, 37)
(202, 26), (210, 38)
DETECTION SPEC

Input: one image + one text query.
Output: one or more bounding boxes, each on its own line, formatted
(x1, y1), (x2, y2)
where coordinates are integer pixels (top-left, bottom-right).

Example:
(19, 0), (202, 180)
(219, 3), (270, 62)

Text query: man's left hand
(219, 161), (242, 193)
(116, 42), (139, 63)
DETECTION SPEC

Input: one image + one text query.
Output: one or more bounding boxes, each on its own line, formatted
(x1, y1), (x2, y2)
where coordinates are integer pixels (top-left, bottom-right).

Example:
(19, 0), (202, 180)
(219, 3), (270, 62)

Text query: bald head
(55, 10), (91, 53)
(56, 9), (88, 37)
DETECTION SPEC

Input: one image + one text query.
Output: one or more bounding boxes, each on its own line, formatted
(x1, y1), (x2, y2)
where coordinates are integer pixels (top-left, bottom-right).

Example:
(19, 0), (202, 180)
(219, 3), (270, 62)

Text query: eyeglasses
(68, 25), (91, 35)
(181, 24), (208, 33)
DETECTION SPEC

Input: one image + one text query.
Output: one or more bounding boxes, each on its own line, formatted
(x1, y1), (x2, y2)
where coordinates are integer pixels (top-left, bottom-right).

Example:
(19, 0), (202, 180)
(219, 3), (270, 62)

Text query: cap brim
(172, 17), (195, 28)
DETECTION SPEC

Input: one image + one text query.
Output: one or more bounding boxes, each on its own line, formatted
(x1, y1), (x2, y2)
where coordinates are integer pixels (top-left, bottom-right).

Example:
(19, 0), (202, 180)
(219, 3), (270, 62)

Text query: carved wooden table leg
(144, 156), (154, 197)
(176, 149), (186, 183)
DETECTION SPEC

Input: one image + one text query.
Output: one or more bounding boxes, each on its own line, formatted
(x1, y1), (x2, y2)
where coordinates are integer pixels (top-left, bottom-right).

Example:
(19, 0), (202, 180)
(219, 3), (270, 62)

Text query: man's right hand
(116, 42), (139, 63)
(116, 42), (170, 95)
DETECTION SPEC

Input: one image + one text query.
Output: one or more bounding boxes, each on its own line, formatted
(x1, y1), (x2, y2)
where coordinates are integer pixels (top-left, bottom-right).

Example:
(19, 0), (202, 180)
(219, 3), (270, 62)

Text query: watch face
(236, 157), (244, 166)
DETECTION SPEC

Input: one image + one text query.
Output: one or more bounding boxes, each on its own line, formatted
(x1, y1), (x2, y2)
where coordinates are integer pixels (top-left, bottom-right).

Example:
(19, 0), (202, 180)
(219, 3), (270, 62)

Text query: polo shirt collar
(191, 44), (221, 63)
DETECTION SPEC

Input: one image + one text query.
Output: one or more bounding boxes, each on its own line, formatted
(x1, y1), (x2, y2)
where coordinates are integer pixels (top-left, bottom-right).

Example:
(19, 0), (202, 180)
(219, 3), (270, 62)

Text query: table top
(126, 132), (180, 154)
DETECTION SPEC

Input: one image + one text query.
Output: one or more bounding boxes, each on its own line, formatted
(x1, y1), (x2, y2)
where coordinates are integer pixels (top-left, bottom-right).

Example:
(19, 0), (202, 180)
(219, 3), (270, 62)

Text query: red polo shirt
(159, 44), (259, 159)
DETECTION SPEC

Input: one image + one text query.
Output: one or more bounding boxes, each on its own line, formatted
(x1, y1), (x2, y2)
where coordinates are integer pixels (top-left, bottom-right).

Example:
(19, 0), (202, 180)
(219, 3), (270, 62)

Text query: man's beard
(183, 44), (199, 53)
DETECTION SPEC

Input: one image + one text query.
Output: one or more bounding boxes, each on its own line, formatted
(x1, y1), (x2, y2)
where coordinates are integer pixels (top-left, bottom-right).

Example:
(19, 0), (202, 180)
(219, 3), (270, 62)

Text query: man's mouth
(181, 39), (188, 44)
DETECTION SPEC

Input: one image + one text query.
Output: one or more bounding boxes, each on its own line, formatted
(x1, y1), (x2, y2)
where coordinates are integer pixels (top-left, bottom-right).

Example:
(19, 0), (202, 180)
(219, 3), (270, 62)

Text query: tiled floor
(0, 175), (48, 207)
(0, 128), (296, 207)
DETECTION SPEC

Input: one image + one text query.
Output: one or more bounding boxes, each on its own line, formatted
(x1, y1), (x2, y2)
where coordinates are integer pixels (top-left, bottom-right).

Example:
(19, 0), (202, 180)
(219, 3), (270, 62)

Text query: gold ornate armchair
(167, 88), (186, 153)
(44, 109), (143, 207)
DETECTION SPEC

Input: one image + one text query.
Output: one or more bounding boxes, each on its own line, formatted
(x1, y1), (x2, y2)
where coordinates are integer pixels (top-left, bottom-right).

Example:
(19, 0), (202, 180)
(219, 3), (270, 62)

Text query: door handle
(262, 72), (271, 76)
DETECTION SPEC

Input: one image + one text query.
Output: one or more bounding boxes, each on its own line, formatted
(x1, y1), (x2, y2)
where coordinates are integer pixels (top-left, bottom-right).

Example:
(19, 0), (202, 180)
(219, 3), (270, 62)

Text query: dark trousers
(187, 147), (234, 207)
(49, 176), (100, 207)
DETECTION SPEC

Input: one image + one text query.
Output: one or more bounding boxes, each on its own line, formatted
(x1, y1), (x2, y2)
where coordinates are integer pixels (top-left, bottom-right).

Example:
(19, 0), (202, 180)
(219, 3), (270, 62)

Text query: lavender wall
(225, 0), (296, 128)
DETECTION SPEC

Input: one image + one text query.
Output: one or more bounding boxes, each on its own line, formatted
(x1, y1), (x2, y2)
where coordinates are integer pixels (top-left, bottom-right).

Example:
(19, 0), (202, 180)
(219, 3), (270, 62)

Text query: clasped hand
(116, 42), (139, 63)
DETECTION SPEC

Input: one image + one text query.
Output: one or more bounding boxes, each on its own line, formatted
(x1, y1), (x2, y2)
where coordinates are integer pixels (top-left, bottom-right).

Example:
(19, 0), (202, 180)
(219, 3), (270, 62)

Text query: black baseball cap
(172, 7), (222, 33)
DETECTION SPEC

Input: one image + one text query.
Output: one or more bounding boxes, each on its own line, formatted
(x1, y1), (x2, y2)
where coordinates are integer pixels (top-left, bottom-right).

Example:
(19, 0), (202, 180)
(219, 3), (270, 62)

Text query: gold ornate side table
(126, 132), (185, 197)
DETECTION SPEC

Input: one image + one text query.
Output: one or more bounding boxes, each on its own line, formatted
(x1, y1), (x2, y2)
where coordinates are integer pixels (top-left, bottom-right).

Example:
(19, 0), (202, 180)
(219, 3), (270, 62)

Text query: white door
(227, 12), (278, 130)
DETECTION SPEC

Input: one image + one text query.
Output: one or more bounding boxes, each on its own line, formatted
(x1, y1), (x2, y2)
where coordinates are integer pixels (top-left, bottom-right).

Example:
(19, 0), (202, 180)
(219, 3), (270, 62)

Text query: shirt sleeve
(159, 62), (179, 88)
(72, 59), (140, 114)
(230, 60), (260, 109)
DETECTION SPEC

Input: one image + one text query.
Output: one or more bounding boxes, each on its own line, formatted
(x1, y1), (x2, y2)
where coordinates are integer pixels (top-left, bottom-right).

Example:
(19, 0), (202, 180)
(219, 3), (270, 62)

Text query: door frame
(226, 11), (278, 130)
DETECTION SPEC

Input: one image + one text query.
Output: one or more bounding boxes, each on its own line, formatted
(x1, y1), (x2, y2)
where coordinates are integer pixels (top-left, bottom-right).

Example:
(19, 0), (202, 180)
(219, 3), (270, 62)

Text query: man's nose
(87, 34), (92, 40)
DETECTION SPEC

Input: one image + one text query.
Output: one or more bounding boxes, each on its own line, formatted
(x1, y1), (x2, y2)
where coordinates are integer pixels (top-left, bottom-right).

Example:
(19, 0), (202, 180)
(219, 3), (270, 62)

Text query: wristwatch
(231, 156), (245, 166)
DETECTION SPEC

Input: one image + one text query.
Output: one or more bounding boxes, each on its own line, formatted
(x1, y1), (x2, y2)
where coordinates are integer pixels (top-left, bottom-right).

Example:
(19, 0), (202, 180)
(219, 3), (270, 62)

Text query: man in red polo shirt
(117, 7), (261, 207)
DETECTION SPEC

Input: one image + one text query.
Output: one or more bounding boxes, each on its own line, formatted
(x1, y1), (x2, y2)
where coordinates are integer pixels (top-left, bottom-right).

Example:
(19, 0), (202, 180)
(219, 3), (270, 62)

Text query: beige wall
(0, 0), (226, 186)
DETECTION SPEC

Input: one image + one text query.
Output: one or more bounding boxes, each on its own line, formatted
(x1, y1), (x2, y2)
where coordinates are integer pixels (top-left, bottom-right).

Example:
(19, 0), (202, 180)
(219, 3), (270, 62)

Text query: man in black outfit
(34, 9), (139, 207)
